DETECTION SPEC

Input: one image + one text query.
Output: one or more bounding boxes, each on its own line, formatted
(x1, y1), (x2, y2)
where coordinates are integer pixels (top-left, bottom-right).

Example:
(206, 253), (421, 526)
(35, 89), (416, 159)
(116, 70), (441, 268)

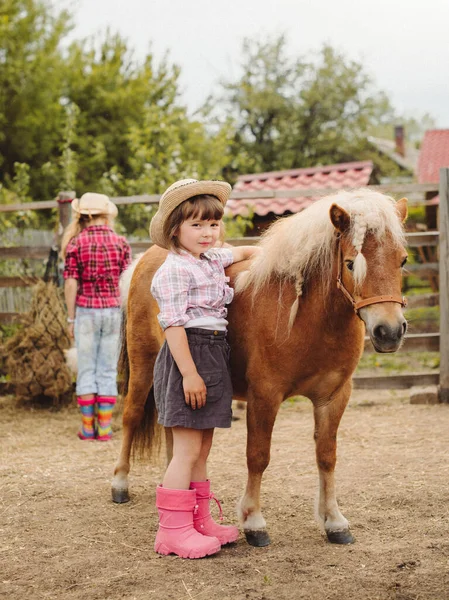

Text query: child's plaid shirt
(63, 225), (131, 308)
(151, 248), (234, 330)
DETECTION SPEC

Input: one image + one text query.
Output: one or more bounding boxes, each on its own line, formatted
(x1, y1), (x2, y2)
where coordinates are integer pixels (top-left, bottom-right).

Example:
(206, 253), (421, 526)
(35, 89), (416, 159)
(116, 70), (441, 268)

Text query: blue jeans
(74, 307), (121, 396)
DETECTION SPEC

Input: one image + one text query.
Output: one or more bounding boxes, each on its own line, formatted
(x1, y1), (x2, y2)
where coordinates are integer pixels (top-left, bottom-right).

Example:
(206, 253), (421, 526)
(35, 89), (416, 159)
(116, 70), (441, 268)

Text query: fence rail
(0, 177), (447, 399)
(0, 182), (440, 214)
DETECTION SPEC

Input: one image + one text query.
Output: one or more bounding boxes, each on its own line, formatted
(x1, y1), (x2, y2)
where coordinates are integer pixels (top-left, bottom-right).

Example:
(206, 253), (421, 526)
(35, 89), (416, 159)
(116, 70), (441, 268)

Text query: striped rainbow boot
(77, 397), (96, 440)
(96, 396), (117, 441)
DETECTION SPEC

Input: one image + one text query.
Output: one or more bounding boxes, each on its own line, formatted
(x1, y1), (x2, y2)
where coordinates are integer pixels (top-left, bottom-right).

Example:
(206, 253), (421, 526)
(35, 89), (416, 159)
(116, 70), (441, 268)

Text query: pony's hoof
(112, 488), (130, 503)
(245, 529), (271, 547)
(327, 530), (354, 544)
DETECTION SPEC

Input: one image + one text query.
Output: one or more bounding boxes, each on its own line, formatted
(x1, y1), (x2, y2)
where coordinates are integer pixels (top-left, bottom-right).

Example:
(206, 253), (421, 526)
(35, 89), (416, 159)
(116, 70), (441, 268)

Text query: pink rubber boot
(154, 486), (221, 559)
(191, 480), (239, 545)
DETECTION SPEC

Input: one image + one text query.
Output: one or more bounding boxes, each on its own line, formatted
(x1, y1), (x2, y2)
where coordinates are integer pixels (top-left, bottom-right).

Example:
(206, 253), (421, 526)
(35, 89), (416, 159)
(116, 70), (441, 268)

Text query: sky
(67, 0), (449, 129)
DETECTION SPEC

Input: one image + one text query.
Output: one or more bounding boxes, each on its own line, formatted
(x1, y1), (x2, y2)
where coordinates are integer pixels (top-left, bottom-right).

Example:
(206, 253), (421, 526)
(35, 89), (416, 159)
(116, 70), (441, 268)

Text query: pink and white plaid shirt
(151, 248), (234, 330)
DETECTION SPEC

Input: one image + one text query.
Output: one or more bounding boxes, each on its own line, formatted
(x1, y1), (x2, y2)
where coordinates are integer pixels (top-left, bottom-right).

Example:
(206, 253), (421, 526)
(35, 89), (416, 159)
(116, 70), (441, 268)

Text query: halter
(336, 236), (407, 319)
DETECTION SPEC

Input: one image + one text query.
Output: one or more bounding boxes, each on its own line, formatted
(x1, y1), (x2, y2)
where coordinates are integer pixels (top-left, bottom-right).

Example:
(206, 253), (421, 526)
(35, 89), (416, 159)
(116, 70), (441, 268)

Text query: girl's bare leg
(162, 427), (203, 489)
(191, 428), (214, 481)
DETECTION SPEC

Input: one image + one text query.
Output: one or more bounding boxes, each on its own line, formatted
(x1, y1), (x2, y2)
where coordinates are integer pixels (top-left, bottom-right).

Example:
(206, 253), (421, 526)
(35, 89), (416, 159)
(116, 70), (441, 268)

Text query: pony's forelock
(352, 253), (367, 289)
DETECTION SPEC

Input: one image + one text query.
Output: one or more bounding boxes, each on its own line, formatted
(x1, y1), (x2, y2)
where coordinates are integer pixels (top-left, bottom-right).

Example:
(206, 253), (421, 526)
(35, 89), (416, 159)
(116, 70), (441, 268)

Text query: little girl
(62, 192), (131, 441)
(149, 178), (259, 559)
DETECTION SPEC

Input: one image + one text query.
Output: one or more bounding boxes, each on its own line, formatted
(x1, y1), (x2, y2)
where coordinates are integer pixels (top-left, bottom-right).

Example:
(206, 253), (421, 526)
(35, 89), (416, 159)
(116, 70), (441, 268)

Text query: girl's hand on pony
(67, 323), (75, 339)
(231, 245), (261, 263)
(183, 372), (207, 410)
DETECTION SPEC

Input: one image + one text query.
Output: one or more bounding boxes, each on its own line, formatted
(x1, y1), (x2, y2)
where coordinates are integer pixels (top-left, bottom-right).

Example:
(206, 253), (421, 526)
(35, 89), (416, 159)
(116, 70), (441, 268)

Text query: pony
(112, 188), (408, 547)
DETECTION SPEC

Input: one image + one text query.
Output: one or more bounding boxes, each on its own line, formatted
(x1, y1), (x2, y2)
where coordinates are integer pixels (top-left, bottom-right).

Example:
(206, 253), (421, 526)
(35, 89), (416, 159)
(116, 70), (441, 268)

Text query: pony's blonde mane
(236, 188), (406, 329)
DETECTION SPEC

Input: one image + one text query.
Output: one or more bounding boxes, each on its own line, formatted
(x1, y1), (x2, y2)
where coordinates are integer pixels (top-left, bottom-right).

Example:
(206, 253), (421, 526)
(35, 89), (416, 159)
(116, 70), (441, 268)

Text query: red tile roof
(417, 129), (449, 183)
(227, 161), (374, 216)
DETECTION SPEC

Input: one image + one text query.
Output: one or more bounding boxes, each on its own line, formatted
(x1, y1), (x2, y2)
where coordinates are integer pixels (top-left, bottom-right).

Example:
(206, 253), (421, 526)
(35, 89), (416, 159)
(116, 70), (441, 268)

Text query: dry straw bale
(0, 281), (73, 403)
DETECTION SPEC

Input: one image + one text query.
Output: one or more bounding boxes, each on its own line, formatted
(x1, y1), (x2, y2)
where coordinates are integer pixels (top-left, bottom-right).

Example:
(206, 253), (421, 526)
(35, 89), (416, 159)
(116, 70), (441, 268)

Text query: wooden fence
(1, 175), (448, 400)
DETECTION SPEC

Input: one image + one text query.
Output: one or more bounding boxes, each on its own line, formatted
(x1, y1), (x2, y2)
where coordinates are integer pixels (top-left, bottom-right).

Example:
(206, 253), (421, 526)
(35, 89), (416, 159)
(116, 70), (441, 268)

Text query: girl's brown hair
(163, 194), (225, 252)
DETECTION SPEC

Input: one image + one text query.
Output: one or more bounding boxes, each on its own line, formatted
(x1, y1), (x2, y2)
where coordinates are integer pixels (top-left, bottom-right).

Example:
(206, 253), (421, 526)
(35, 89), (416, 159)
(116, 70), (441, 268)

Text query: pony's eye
(401, 257), (408, 268)
(346, 260), (354, 272)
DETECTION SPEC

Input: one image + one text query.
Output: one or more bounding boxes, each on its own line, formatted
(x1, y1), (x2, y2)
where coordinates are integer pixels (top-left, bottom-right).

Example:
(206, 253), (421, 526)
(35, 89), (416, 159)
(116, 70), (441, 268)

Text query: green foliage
(223, 211), (254, 238)
(118, 205), (157, 240)
(61, 33), (234, 203)
(0, 322), (23, 342)
(0, 162), (40, 232)
(0, 3), (234, 218)
(204, 37), (402, 177)
(357, 351), (439, 374)
(0, 6), (435, 238)
(405, 205), (426, 231)
(0, 0), (71, 198)
(205, 35), (303, 175)
(41, 102), (80, 193)
(285, 395), (308, 404)
(405, 306), (439, 333)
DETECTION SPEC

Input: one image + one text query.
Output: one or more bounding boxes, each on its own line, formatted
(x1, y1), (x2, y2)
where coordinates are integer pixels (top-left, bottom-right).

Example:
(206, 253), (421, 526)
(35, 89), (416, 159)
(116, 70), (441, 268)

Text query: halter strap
(336, 237), (407, 318)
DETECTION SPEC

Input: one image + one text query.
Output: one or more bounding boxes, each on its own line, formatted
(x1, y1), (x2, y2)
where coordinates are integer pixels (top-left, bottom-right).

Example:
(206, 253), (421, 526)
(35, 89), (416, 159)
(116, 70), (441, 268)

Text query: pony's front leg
(313, 380), (354, 544)
(111, 375), (152, 503)
(238, 390), (283, 547)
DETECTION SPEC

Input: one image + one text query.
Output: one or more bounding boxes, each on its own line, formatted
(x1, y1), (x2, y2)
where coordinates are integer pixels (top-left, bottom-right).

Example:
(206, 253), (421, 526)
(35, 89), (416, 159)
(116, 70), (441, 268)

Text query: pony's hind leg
(313, 380), (354, 544)
(238, 388), (283, 547)
(111, 370), (153, 503)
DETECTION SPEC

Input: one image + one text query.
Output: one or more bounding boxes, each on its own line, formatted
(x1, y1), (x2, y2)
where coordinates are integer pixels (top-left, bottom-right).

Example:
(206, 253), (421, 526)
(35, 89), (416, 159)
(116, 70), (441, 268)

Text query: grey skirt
(153, 328), (233, 429)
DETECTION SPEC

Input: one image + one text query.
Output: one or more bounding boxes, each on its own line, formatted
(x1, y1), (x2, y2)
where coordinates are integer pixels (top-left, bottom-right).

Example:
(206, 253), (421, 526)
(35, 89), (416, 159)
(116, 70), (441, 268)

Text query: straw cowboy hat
(149, 178), (232, 248)
(71, 193), (118, 218)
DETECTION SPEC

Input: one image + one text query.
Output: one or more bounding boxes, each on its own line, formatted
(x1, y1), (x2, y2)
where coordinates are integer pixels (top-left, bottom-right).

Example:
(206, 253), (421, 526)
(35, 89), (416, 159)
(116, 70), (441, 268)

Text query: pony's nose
(373, 318), (407, 345)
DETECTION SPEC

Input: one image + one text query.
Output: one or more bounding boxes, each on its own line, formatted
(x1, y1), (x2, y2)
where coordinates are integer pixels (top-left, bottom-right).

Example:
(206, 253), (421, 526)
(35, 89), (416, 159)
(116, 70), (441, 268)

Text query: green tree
(64, 34), (235, 211)
(0, 0), (71, 198)
(285, 45), (395, 168)
(0, 2), (238, 218)
(111, 99), (235, 236)
(0, 162), (40, 233)
(63, 32), (173, 192)
(205, 36), (400, 177)
(60, 32), (236, 236)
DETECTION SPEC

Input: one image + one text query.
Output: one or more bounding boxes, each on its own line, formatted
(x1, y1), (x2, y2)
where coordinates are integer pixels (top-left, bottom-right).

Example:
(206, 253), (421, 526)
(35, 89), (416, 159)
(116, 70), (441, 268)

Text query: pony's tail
(118, 309), (162, 459)
(132, 385), (162, 460)
(118, 310), (130, 397)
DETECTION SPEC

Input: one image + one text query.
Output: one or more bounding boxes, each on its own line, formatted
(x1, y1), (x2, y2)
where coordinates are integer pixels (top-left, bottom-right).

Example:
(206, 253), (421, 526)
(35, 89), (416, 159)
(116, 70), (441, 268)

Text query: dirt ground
(1, 390), (448, 600)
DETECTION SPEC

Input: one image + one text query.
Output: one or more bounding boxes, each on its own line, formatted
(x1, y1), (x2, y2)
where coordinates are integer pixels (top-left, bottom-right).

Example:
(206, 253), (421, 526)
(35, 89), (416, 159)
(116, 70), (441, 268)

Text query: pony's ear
(330, 204), (350, 233)
(396, 197), (408, 222)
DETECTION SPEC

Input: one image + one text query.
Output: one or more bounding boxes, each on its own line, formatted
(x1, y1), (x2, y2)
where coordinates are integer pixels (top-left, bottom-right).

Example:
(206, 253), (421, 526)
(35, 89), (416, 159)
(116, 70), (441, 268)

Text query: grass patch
(405, 306), (439, 333)
(285, 395), (308, 404)
(0, 322), (23, 341)
(356, 351), (439, 375)
(405, 285), (434, 296)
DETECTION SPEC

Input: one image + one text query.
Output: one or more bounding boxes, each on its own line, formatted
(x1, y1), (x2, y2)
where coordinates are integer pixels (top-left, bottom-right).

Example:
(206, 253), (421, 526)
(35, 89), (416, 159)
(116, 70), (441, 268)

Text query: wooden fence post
(438, 168), (449, 403)
(57, 190), (76, 246)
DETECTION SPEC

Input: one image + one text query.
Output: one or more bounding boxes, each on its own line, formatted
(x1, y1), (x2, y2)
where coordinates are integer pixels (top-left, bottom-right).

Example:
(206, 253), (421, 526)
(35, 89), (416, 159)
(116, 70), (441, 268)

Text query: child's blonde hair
(61, 213), (114, 258)
(163, 194), (225, 252)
